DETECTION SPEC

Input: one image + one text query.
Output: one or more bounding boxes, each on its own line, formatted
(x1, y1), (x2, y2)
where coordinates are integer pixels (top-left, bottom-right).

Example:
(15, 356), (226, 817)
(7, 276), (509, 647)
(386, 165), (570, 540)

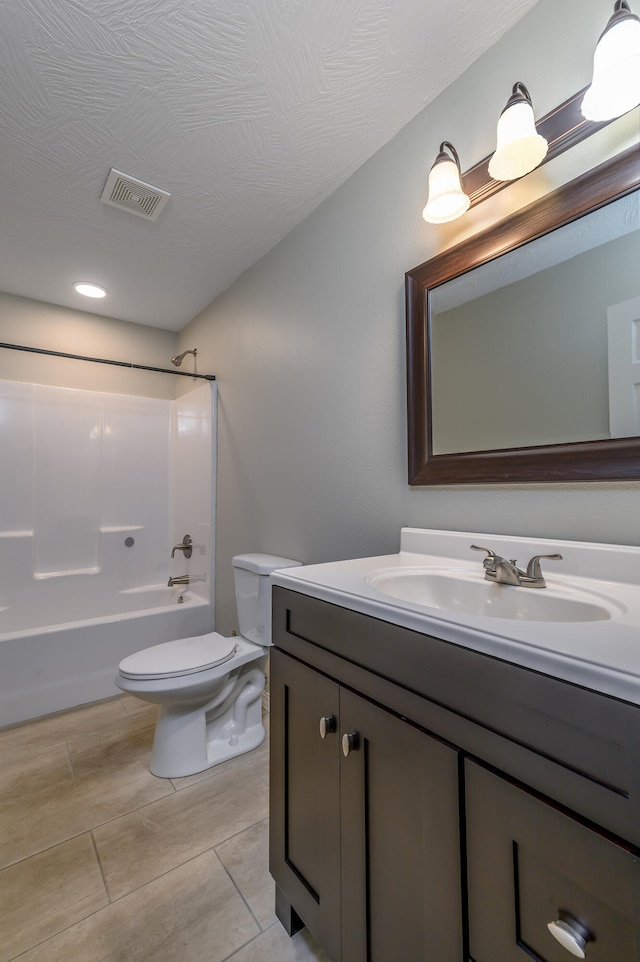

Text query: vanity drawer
(465, 760), (640, 962)
(275, 587), (640, 847)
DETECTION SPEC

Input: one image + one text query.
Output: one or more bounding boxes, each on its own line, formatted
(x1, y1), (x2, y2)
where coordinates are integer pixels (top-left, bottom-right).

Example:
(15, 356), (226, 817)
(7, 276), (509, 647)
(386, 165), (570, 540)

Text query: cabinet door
(340, 689), (463, 962)
(270, 650), (342, 961)
(466, 760), (640, 962)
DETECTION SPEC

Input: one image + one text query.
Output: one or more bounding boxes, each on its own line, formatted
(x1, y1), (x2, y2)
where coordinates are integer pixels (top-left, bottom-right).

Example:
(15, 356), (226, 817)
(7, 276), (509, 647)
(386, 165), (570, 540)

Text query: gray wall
(180, 0), (640, 634)
(0, 292), (179, 399)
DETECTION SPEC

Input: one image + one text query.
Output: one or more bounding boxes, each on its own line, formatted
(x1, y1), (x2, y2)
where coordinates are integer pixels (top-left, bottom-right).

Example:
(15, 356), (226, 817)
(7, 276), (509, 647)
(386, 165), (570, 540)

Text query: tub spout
(168, 575), (190, 586)
(168, 574), (206, 587)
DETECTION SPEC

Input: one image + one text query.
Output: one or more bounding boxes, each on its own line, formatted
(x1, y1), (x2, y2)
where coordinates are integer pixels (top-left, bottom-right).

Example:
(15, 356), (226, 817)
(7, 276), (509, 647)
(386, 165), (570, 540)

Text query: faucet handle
(470, 545), (498, 561)
(525, 552), (563, 580)
(470, 545), (508, 571)
(171, 534), (193, 559)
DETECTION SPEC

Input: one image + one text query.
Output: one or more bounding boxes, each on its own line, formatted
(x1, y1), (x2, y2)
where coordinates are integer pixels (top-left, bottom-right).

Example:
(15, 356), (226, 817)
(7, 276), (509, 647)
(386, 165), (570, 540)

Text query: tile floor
(0, 695), (329, 962)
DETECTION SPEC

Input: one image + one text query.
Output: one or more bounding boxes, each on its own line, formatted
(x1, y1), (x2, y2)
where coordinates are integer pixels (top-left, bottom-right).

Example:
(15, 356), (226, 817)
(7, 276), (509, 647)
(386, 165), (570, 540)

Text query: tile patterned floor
(0, 695), (329, 962)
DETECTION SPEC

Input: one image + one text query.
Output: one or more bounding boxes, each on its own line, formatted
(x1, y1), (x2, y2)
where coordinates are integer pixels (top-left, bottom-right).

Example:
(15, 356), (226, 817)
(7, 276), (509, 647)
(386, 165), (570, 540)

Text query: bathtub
(0, 378), (216, 729)
(0, 587), (210, 728)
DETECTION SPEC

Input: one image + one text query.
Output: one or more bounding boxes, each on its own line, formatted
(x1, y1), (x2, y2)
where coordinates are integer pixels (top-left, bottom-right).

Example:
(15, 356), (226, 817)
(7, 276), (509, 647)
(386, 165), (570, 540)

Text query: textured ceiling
(0, 0), (540, 331)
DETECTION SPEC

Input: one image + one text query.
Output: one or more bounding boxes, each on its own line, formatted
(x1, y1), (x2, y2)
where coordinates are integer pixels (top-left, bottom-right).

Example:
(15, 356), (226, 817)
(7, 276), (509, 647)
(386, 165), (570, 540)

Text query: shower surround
(0, 377), (215, 727)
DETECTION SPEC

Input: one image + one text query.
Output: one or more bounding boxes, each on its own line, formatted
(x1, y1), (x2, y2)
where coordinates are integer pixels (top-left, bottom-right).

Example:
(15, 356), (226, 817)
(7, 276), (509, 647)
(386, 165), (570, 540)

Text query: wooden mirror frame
(406, 146), (640, 485)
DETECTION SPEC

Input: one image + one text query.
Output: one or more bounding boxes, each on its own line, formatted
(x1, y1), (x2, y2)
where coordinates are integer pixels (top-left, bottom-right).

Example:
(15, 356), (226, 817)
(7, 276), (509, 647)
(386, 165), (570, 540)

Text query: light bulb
(488, 83), (548, 182)
(581, 1), (640, 121)
(422, 142), (470, 225)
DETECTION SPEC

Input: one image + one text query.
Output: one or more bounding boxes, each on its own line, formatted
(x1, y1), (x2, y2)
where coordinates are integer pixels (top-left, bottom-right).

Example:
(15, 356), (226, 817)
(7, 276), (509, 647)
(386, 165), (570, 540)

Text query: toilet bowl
(116, 553), (301, 778)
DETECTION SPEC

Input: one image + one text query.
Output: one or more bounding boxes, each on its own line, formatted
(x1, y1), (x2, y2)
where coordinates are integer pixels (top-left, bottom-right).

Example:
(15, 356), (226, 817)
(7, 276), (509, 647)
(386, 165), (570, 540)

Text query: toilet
(116, 553), (301, 778)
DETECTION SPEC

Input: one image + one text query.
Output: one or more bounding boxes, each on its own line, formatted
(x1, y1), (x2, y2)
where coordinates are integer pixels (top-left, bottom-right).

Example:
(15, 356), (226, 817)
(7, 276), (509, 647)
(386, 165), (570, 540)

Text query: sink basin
(364, 567), (622, 623)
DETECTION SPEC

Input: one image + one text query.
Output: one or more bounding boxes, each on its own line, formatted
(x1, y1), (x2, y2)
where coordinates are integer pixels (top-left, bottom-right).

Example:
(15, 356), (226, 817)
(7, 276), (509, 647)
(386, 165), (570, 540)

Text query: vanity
(268, 528), (640, 962)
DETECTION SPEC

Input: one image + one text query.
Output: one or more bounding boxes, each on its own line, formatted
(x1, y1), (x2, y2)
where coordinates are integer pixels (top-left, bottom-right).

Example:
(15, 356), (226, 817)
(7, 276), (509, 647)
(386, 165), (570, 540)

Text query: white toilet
(116, 553), (301, 778)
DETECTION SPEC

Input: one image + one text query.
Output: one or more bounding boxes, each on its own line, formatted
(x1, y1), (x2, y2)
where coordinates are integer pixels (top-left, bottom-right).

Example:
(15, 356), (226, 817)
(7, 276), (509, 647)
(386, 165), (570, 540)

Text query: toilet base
(150, 665), (266, 778)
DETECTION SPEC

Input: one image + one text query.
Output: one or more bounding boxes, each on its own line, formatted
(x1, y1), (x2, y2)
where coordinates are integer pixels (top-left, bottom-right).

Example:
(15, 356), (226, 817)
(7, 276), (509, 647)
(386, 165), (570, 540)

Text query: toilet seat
(119, 633), (238, 680)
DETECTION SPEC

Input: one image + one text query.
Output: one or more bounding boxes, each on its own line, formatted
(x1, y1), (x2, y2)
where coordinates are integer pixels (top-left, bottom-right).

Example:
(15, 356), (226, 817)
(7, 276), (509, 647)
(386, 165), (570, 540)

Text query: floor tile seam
(169, 750), (269, 792)
(0, 773), (75, 805)
(210, 844), (265, 934)
(214, 814), (270, 853)
(1, 695), (127, 732)
(6, 862), (267, 962)
(118, 694), (135, 718)
(118, 695), (156, 723)
(89, 830), (112, 904)
(77, 778), (177, 834)
(102, 840), (238, 904)
(3, 866), (111, 962)
(90, 780), (232, 858)
(98, 814), (270, 904)
(0, 779), (177, 872)
(219, 921), (309, 962)
(5, 883), (117, 962)
(0, 825), (104, 875)
(2, 761), (173, 818)
(218, 923), (270, 962)
(64, 738), (78, 779)
(65, 718), (158, 758)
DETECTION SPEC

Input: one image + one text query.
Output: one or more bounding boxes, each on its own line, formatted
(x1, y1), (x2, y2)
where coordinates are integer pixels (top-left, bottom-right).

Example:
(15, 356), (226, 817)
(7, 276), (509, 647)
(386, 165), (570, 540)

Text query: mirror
(406, 146), (640, 484)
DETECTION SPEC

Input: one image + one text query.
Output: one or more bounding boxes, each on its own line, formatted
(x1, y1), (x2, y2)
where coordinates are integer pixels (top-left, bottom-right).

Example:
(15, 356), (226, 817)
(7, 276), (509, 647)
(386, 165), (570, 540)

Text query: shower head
(171, 348), (197, 367)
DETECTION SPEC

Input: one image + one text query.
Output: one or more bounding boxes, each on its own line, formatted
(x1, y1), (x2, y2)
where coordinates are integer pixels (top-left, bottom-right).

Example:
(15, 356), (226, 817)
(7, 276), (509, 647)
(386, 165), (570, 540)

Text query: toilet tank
(232, 553), (302, 647)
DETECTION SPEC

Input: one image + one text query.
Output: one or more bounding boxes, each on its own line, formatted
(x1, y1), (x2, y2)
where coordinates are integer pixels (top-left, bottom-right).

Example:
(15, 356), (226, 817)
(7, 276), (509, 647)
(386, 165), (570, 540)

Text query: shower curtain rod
(0, 342), (215, 380)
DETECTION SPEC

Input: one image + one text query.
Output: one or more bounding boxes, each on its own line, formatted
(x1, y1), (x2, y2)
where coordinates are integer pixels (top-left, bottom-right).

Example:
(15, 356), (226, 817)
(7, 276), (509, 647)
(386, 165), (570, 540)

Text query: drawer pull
(342, 731), (360, 757)
(547, 914), (591, 959)
(319, 715), (337, 738)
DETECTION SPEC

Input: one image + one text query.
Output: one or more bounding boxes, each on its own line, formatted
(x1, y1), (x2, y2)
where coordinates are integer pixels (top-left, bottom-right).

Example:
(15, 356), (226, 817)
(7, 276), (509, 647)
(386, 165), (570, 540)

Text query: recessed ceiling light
(74, 282), (107, 298)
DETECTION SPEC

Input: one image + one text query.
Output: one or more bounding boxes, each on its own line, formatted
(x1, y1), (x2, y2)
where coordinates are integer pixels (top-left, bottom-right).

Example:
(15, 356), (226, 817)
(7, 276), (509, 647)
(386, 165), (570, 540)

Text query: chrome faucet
(171, 534), (193, 559)
(168, 573), (206, 587)
(470, 545), (562, 588)
(168, 574), (190, 587)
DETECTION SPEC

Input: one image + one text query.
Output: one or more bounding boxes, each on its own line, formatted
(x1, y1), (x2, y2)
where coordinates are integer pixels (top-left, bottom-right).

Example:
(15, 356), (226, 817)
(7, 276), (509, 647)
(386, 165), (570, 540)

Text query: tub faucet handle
(171, 534), (193, 559)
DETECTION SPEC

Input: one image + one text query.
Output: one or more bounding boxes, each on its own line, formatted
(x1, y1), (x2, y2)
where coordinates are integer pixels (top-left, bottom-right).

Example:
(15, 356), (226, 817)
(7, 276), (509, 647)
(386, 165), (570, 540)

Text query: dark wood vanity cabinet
(466, 761), (639, 962)
(269, 587), (640, 962)
(269, 648), (463, 962)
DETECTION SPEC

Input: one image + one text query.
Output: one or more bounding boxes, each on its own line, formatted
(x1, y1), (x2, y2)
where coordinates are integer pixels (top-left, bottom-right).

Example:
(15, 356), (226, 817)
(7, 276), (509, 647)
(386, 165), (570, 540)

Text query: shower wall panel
(0, 379), (34, 533)
(0, 379), (213, 600)
(170, 381), (216, 617)
(34, 386), (103, 575)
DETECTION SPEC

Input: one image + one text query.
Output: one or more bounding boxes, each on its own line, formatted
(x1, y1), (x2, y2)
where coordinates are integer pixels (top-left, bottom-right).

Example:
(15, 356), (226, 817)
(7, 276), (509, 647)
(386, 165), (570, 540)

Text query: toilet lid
(119, 633), (238, 680)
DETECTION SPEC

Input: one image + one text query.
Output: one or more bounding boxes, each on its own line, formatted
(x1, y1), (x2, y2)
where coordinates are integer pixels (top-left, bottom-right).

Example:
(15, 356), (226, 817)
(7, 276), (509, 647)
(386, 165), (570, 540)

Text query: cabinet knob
(341, 731), (360, 757)
(547, 914), (591, 958)
(319, 715), (337, 739)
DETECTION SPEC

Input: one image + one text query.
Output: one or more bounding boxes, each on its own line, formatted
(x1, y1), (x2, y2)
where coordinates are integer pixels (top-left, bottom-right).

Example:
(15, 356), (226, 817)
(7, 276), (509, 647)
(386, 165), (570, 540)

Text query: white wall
(181, 0), (640, 634)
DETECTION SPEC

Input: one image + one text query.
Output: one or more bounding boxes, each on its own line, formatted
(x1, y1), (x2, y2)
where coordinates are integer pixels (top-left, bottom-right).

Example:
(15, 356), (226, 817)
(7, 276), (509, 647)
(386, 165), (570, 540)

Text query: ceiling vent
(100, 168), (171, 222)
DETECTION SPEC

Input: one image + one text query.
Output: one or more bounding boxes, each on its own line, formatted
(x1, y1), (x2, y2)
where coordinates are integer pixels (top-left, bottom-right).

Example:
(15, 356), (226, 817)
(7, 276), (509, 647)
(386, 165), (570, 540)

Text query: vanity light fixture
(74, 282), (107, 298)
(488, 82), (548, 181)
(422, 142), (470, 224)
(581, 0), (640, 121)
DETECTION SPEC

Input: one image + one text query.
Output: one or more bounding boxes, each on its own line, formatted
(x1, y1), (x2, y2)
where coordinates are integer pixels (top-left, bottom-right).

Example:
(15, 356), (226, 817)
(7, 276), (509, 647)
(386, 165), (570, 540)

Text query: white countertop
(271, 528), (640, 705)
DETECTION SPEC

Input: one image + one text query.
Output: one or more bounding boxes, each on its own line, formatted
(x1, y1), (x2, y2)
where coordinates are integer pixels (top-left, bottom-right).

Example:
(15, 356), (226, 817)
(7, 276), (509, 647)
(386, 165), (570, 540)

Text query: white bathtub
(0, 378), (216, 729)
(0, 588), (210, 728)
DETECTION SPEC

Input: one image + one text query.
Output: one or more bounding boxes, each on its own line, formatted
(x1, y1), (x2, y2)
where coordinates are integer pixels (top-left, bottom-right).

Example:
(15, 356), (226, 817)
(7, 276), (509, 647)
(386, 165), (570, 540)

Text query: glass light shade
(74, 282), (106, 298)
(422, 156), (470, 224)
(581, 7), (640, 121)
(488, 100), (548, 181)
